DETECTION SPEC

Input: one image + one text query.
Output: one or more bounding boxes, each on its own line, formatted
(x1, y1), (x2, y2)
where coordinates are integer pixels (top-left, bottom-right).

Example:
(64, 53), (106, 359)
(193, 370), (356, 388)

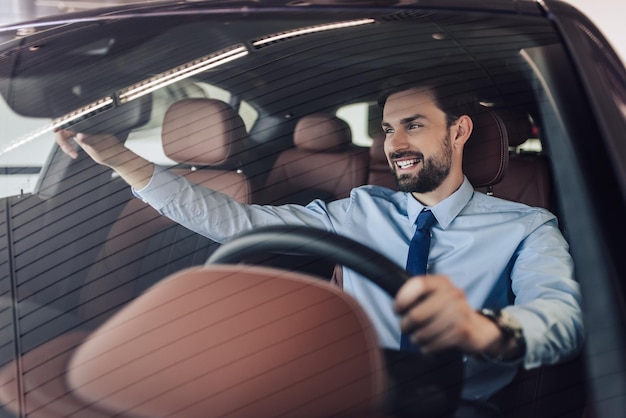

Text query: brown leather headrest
(463, 108), (509, 188)
(162, 98), (247, 167)
(68, 265), (384, 417)
(294, 114), (352, 152)
(369, 133), (389, 170)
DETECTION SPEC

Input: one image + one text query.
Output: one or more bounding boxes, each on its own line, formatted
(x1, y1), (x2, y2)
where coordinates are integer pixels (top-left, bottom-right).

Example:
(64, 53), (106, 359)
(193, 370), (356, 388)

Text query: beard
(391, 132), (452, 194)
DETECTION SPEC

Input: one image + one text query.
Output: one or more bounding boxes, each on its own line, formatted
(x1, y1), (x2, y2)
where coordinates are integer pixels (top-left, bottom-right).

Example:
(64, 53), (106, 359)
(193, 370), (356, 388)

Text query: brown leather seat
(0, 266), (387, 418)
(476, 110), (553, 210)
(367, 133), (397, 190)
(77, 98), (252, 327)
(162, 98), (250, 191)
(0, 331), (113, 418)
(253, 113), (371, 278)
(257, 113), (370, 205)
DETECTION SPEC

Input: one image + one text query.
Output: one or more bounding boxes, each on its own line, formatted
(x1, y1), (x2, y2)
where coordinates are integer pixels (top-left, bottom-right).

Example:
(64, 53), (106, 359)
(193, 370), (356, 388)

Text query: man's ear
(453, 115), (473, 147)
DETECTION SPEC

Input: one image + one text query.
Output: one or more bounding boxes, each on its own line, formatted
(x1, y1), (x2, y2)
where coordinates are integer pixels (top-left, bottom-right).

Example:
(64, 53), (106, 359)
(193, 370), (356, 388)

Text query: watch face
(481, 309), (523, 339)
(500, 310), (520, 328)
(498, 311), (524, 340)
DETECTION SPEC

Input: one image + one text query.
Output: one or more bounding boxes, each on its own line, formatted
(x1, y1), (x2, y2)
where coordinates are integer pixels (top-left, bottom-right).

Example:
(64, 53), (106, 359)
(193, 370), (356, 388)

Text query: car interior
(0, 96), (585, 417)
(2, 3), (622, 417)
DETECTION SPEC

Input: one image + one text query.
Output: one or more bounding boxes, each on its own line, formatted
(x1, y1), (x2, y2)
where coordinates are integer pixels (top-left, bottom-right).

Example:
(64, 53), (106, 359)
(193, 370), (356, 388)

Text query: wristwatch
(479, 308), (526, 361)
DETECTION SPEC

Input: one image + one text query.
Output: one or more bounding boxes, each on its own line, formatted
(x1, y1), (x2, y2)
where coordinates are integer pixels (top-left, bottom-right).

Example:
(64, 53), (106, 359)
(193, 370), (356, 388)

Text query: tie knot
(416, 209), (437, 231)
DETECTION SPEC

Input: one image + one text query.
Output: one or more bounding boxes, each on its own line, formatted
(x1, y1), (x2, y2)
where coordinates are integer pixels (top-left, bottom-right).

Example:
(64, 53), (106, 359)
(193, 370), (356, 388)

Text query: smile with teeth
(395, 158), (422, 170)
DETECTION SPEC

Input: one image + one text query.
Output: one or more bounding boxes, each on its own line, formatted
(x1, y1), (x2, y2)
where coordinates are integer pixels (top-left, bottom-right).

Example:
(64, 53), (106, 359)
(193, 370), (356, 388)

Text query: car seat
(252, 113), (372, 279)
(475, 110), (554, 211)
(0, 265), (390, 417)
(257, 113), (370, 205)
(76, 98), (252, 327)
(367, 132), (397, 190)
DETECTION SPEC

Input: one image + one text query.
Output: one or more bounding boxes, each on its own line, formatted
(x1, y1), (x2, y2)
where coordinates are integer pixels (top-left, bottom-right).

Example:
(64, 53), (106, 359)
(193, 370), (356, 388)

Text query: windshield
(2, 5), (618, 417)
(0, 11), (558, 198)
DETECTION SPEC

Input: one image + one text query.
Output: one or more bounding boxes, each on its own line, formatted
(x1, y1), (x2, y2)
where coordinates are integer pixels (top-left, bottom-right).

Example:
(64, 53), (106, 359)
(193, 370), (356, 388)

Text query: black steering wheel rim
(207, 225), (410, 296)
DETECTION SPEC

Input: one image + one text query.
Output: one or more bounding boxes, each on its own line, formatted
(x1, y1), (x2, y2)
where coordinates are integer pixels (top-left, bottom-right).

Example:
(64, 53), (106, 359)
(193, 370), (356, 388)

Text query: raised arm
(55, 129), (155, 190)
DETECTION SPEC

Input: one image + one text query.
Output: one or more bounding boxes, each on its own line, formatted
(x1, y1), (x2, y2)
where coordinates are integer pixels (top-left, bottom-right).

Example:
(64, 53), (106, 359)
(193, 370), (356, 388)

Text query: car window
(336, 102), (374, 147)
(0, 98), (54, 197)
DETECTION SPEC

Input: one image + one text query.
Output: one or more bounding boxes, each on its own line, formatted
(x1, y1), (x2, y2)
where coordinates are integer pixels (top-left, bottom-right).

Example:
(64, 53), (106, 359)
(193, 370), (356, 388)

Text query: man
(56, 79), (583, 408)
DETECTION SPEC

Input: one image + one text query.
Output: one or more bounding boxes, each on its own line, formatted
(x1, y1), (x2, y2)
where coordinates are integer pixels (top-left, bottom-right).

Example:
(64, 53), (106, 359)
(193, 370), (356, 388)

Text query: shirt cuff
(132, 165), (183, 210)
(504, 305), (564, 369)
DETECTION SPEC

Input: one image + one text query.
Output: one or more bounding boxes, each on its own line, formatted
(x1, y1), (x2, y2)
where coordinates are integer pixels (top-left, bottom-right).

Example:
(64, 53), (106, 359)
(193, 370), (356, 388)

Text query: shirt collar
(406, 176), (474, 229)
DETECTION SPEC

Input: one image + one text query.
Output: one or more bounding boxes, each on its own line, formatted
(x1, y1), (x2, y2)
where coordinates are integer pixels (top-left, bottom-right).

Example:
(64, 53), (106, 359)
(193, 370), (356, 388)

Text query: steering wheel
(207, 224), (409, 294)
(207, 225), (463, 418)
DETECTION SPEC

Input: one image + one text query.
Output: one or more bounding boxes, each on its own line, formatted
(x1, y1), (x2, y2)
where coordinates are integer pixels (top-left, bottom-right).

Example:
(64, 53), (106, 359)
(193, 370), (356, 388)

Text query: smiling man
(381, 86), (466, 202)
(55, 77), (583, 415)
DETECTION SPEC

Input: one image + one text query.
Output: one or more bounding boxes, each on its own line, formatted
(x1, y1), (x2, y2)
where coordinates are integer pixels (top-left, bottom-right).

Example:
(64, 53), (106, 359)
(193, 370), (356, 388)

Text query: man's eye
(408, 124), (422, 130)
(383, 127), (394, 134)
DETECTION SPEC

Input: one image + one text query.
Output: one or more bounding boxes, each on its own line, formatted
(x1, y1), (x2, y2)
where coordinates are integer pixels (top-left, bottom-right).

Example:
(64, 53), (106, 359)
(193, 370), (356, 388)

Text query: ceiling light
(118, 45), (248, 104)
(252, 19), (375, 48)
(52, 97), (115, 130)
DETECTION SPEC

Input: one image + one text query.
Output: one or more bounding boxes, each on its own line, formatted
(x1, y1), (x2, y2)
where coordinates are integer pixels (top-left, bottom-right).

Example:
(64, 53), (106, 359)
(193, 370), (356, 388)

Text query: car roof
(0, 0), (558, 121)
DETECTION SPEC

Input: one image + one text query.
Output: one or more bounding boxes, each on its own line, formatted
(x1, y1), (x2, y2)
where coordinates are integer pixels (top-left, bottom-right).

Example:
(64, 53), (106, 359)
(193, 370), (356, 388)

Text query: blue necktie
(400, 209), (437, 351)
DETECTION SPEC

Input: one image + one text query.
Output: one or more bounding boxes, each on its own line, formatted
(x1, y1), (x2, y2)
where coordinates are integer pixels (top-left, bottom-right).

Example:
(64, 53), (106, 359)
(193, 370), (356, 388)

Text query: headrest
(506, 109), (534, 147)
(294, 114), (352, 152)
(463, 108), (509, 188)
(68, 265), (384, 417)
(162, 98), (247, 167)
(369, 133), (388, 170)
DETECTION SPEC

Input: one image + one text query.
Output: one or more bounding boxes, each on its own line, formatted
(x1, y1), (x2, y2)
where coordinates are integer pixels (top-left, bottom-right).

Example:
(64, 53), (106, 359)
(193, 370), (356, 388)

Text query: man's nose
(385, 130), (410, 153)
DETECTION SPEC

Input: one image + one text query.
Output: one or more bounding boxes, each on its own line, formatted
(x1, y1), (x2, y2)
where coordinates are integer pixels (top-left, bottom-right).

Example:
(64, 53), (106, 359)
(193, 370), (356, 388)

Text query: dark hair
(377, 76), (479, 126)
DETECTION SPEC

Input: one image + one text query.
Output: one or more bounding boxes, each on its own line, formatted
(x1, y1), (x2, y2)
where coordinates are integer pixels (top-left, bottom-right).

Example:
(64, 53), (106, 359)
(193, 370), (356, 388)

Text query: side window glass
(239, 100), (259, 132)
(511, 116), (543, 154)
(198, 83), (231, 103)
(336, 102), (373, 147)
(0, 96), (54, 198)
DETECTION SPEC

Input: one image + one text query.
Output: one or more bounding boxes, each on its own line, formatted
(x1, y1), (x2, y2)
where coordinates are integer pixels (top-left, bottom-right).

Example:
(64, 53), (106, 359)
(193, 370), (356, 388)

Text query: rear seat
(78, 98), (252, 326)
(251, 113), (370, 279)
(257, 113), (370, 205)
(477, 110), (553, 211)
(368, 132), (395, 189)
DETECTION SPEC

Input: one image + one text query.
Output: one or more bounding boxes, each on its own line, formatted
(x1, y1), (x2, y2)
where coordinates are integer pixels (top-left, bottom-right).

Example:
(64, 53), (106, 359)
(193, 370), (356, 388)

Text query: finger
(406, 301), (466, 349)
(399, 283), (454, 332)
(74, 132), (90, 144)
(54, 129), (78, 159)
(415, 324), (462, 353)
(394, 275), (450, 314)
(394, 277), (425, 314)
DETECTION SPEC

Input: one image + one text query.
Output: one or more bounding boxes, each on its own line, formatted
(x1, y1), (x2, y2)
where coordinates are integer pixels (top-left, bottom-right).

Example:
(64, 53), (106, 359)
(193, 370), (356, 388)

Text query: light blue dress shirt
(135, 166), (583, 401)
